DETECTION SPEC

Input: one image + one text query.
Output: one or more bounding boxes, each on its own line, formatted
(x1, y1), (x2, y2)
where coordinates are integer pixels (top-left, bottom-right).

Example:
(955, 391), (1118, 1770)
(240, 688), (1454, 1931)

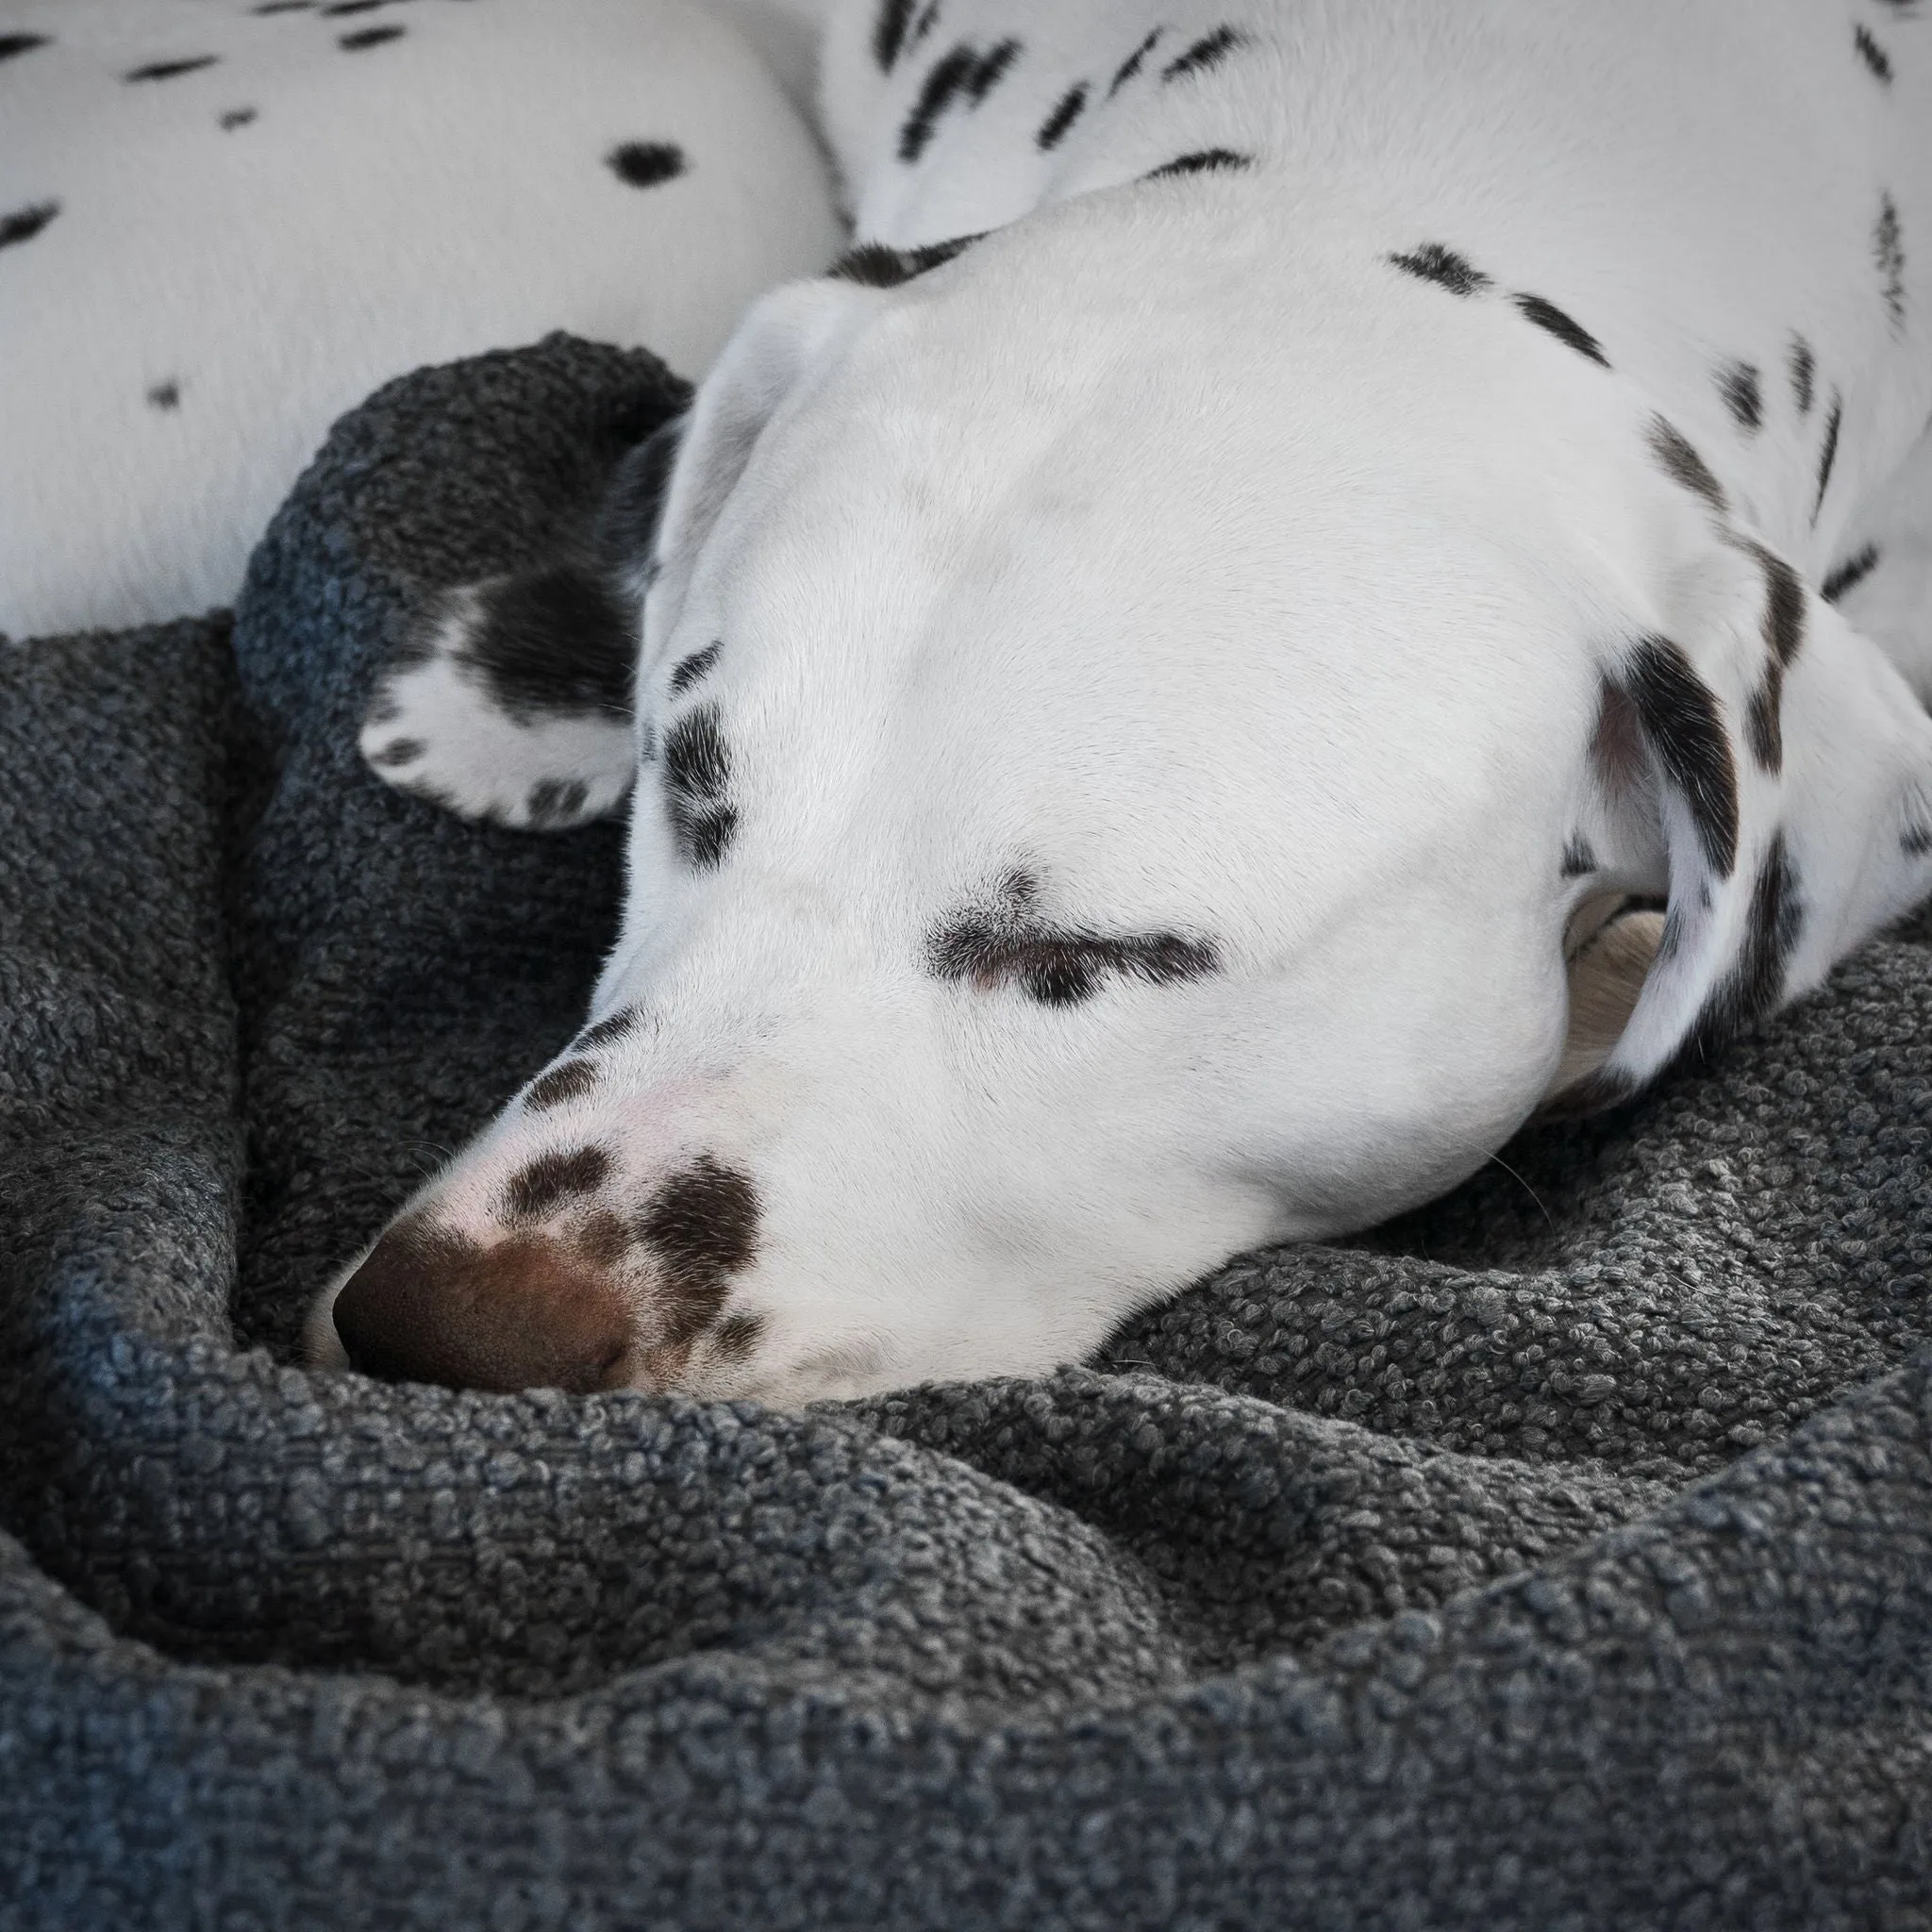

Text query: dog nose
(331, 1221), (634, 1394)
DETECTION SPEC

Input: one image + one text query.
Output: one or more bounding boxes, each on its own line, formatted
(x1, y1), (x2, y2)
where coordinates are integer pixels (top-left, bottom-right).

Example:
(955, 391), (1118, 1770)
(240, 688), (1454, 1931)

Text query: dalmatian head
(309, 182), (1932, 1406)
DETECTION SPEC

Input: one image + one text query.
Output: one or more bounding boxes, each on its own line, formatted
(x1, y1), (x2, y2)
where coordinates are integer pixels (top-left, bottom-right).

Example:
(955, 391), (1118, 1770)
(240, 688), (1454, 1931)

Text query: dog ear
(1545, 537), (1932, 1111)
(642, 276), (887, 661)
(358, 424), (693, 832)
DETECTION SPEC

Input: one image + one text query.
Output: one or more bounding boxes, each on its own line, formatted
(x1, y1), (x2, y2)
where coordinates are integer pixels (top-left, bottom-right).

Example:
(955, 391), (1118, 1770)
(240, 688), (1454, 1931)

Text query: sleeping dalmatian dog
(309, 0), (1932, 1407)
(0, 0), (838, 640)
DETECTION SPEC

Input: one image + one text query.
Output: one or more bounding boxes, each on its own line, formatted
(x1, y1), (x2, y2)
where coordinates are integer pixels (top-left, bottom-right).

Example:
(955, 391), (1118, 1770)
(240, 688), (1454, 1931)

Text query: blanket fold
(2, 334), (1929, 1930)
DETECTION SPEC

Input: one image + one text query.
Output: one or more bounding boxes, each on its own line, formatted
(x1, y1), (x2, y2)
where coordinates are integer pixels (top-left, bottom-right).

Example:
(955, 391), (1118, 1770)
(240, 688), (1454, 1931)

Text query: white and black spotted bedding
(3, 335), (1932, 1928)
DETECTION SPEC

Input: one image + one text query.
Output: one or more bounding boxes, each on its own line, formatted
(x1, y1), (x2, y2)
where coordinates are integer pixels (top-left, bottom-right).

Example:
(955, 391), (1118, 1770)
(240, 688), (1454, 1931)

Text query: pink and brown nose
(331, 1221), (635, 1395)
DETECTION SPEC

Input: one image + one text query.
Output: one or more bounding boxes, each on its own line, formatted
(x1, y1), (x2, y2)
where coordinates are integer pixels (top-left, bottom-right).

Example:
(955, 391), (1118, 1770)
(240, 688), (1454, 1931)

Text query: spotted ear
(1547, 540), (1932, 1111)
(358, 419), (691, 830)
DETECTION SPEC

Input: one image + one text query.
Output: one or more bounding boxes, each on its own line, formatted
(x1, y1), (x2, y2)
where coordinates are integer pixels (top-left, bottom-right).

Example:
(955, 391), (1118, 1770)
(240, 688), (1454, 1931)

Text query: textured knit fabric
(3, 334), (1930, 1930)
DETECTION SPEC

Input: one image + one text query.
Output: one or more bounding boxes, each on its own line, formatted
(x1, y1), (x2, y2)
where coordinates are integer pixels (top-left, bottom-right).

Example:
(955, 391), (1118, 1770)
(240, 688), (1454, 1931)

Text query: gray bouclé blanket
(4, 334), (1932, 1929)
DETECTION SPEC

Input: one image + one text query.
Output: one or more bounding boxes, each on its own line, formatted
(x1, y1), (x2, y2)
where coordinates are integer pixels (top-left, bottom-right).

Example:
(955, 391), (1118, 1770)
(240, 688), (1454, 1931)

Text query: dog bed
(3, 332), (1929, 1930)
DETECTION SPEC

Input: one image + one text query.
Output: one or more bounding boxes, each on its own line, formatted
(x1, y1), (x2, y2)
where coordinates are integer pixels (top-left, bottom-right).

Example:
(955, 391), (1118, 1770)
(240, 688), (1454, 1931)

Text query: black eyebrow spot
(1875, 192), (1906, 333)
(579, 1007), (640, 1047)
(527, 1058), (601, 1110)
(219, 107), (258, 129)
(669, 641), (722, 694)
(367, 737), (425, 768)
(1647, 416), (1726, 512)
(1682, 832), (1803, 1063)
(504, 1145), (613, 1222)
(448, 564), (636, 724)
(1716, 361), (1761, 432)
(0, 201), (58, 250)
(829, 232), (982, 286)
(636, 1156), (760, 1346)
(608, 141), (686, 189)
(1812, 390), (1843, 525)
(874, 0), (915, 70)
(662, 705), (737, 868)
(1161, 25), (1245, 81)
(146, 380), (181, 411)
(1037, 81), (1088, 150)
(340, 25), (405, 49)
(125, 56), (220, 81)
(1855, 24), (1893, 82)
(1560, 835), (1597, 879)
(1788, 336), (1815, 414)
(1623, 638), (1739, 877)
(1145, 148), (1253, 180)
(526, 778), (591, 826)
(0, 33), (48, 60)
(1387, 243), (1492, 297)
(1108, 27), (1162, 94)
(711, 1311), (767, 1362)
(1822, 543), (1881, 605)
(897, 39), (1020, 162)
(1513, 292), (1609, 367)
(928, 870), (1222, 1007)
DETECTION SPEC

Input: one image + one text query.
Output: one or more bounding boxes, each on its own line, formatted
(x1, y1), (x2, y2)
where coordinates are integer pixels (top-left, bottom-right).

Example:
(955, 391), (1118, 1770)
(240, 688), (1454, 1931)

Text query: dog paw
(360, 564), (641, 830)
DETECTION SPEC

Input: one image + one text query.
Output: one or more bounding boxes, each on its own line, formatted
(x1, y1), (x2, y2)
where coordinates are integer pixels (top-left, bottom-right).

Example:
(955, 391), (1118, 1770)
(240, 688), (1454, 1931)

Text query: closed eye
(926, 869), (1220, 1007)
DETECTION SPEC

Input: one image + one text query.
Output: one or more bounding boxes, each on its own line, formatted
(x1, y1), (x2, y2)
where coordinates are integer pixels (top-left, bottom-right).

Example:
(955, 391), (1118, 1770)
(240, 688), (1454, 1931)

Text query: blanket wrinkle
(3, 335), (1931, 1928)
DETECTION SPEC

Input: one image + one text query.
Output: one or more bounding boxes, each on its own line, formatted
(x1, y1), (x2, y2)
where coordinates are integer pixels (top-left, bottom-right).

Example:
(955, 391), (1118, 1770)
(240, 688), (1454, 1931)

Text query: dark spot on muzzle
(636, 1156), (760, 1346)
(331, 1222), (633, 1394)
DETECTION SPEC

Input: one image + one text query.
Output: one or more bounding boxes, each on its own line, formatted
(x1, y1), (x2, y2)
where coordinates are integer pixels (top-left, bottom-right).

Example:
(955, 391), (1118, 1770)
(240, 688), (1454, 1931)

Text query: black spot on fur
(368, 738), (424, 768)
(146, 381), (181, 411)
(450, 566), (635, 724)
(219, 108), (258, 129)
(0, 33), (48, 61)
(1855, 25), (1894, 82)
(1683, 833), (1803, 1062)
(1162, 25), (1245, 81)
(527, 1058), (600, 1110)
(1716, 361), (1762, 433)
(1108, 28), (1162, 94)
(1623, 638), (1740, 877)
(663, 706), (737, 868)
(1875, 192), (1906, 332)
(1822, 543), (1882, 605)
(1037, 81), (1088, 151)
(1560, 836), (1597, 879)
(1647, 416), (1725, 512)
(874, 0), (915, 70)
(1387, 243), (1492, 297)
(1789, 336), (1816, 415)
(526, 778), (591, 826)
(339, 25), (405, 49)
(253, 2), (316, 11)
(670, 641), (722, 695)
(322, 0), (396, 12)
(898, 39), (1020, 162)
(504, 1145), (613, 1222)
(580, 1008), (640, 1048)
(1904, 816), (1932, 859)
(909, 2), (941, 53)
(608, 142), (686, 190)
(830, 233), (982, 286)
(928, 869), (1222, 1008)
(1513, 293), (1609, 367)
(125, 56), (220, 82)
(1737, 542), (1805, 774)
(1146, 148), (1253, 180)
(711, 1311), (767, 1362)
(636, 1157), (760, 1347)
(1813, 390), (1843, 525)
(0, 202), (58, 250)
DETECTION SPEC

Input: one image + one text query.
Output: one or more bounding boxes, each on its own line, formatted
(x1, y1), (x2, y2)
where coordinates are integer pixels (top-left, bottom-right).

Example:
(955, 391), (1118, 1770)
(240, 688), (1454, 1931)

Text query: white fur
(313, 0), (1932, 1404)
(0, 0), (841, 640)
